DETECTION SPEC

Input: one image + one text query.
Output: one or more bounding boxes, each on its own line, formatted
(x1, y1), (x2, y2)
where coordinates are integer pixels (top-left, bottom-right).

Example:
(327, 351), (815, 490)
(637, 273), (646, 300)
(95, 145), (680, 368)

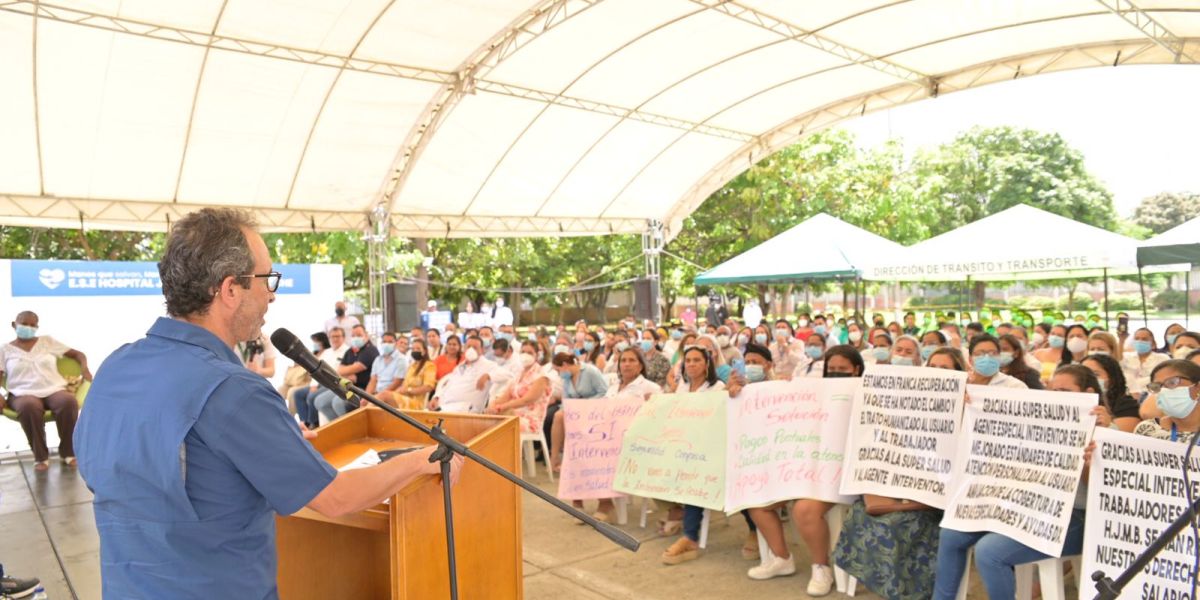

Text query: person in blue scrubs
(74, 208), (462, 599)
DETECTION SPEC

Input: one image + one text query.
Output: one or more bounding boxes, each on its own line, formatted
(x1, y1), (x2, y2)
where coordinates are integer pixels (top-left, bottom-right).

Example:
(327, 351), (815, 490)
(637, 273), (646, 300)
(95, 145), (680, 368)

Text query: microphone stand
(1090, 492), (1200, 599)
(321, 378), (640, 600)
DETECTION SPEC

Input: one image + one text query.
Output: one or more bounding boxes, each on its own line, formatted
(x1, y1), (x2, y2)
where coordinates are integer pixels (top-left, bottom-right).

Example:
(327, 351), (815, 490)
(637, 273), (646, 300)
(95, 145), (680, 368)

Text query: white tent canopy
(866, 204), (1150, 282)
(694, 213), (901, 284)
(2, 1), (1200, 237)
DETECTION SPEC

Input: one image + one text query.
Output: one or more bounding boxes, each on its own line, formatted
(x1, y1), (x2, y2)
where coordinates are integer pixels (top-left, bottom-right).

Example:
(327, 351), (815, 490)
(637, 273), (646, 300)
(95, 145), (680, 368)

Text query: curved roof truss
(0, 0), (1197, 238)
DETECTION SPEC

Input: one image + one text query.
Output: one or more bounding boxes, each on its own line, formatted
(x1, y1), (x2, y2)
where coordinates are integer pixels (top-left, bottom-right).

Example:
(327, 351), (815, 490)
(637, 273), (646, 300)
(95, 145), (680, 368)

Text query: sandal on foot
(657, 519), (682, 536)
(661, 537), (700, 565)
(34, 461), (49, 472)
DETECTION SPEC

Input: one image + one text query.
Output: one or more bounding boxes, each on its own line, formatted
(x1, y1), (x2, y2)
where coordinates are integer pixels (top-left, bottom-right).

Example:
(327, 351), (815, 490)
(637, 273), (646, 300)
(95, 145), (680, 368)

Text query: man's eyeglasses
(1147, 376), (1194, 394)
(240, 271), (282, 292)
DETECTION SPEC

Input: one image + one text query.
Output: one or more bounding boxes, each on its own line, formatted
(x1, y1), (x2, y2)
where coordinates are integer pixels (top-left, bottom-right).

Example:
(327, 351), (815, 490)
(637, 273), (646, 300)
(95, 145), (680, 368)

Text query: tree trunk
(413, 238), (430, 309)
(510, 291), (523, 327)
(973, 281), (987, 311)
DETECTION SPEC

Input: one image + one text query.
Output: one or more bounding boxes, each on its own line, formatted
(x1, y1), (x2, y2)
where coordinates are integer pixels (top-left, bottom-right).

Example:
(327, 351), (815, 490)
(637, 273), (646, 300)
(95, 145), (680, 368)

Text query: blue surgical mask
(1158, 386), (1197, 418)
(973, 355), (1001, 378)
(670, 330), (683, 341)
(583, 341), (595, 352)
(311, 344), (323, 354)
(1167, 333), (1180, 347)
(920, 345), (936, 360)
(499, 332), (513, 342)
(1133, 340), (1153, 355)
(754, 333), (768, 345)
(481, 338), (493, 348)
(890, 356), (913, 367)
(560, 370), (573, 382)
(871, 347), (890, 362)
(999, 352), (1014, 367)
(14, 324), (37, 340)
(813, 325), (827, 335)
(615, 342), (630, 352)
(349, 337), (366, 350)
(379, 343), (395, 355)
(805, 346), (823, 360)
(716, 364), (732, 383)
(640, 340), (654, 353)
(1048, 335), (1065, 349)
(745, 364), (766, 383)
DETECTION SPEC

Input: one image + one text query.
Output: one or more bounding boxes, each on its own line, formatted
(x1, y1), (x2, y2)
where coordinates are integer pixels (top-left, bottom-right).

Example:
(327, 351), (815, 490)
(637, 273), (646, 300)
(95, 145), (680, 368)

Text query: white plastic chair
(520, 429), (553, 482)
(1015, 555), (1082, 600)
(613, 496), (654, 527)
(751, 504), (856, 595)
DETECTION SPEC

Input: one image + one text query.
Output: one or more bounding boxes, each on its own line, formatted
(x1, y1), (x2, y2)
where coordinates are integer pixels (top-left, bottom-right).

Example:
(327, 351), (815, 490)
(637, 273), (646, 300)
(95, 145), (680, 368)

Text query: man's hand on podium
(298, 422), (317, 440)
(421, 447), (465, 488)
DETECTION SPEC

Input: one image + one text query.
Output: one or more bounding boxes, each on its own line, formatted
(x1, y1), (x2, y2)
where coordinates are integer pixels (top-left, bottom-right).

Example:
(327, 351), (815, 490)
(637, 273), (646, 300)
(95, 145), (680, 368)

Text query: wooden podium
(276, 407), (523, 599)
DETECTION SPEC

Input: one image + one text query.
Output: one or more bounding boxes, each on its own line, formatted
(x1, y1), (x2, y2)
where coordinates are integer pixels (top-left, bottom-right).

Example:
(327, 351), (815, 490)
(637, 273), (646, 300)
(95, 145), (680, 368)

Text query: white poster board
(724, 378), (858, 512)
(1082, 427), (1199, 600)
(839, 364), (968, 508)
(941, 386), (1096, 557)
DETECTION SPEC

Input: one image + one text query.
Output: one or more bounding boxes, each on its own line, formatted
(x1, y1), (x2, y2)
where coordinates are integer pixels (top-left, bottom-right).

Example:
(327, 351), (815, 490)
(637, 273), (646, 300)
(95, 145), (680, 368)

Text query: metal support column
(1187, 270), (1192, 329)
(1103, 268), (1110, 330)
(643, 219), (664, 323)
(365, 203), (390, 337)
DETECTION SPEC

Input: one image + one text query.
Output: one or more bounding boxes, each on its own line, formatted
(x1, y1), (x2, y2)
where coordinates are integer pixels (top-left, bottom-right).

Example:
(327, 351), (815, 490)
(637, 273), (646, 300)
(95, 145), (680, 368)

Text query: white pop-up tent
(694, 213), (901, 284)
(866, 204), (1148, 282)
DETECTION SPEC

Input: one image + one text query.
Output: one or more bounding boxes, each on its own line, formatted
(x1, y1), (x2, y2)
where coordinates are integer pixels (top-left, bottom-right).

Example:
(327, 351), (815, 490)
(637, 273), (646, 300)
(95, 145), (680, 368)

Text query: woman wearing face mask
(1086, 331), (1120, 360)
(888, 335), (921, 367)
(935, 365), (1097, 600)
(640, 329), (672, 388)
(394, 339), (438, 410)
(548, 352), (608, 482)
(582, 331), (605, 371)
(1031, 323), (1052, 351)
(489, 341), (552, 434)
(919, 331), (947, 364)
(1080, 353), (1140, 432)
(661, 347), (726, 566)
(1053, 323), (1090, 369)
(746, 344), (862, 595)
(770, 320), (802, 380)
(735, 327), (754, 354)
(1121, 328), (1166, 397)
(833, 337), (943, 599)
(795, 333), (827, 378)
(1169, 331), (1200, 360)
(846, 322), (867, 354)
(1033, 324), (1068, 367)
(1160, 323), (1186, 354)
(863, 329), (892, 365)
(997, 333), (1042, 390)
(1134, 359), (1200, 442)
(967, 334), (1027, 389)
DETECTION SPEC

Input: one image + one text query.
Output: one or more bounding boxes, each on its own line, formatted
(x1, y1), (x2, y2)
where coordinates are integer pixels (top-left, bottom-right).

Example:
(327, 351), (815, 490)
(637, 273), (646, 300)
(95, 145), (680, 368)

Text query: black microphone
(270, 328), (350, 399)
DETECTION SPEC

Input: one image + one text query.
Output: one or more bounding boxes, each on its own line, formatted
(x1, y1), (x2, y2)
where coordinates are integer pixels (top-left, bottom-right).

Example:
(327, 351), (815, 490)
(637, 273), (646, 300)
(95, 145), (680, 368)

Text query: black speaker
(633, 277), (658, 321)
(384, 282), (419, 333)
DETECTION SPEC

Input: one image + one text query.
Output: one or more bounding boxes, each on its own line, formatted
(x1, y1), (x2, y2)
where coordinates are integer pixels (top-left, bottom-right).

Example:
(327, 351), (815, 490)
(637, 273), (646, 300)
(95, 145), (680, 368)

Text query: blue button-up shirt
(562, 363), (609, 399)
(75, 317), (337, 599)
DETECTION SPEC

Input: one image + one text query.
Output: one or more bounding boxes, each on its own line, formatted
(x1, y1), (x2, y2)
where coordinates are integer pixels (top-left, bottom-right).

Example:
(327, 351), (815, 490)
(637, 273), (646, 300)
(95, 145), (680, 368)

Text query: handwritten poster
(612, 391), (728, 511)
(724, 379), (858, 512)
(839, 364), (968, 508)
(557, 395), (644, 500)
(1082, 427), (1200, 599)
(941, 386), (1096, 557)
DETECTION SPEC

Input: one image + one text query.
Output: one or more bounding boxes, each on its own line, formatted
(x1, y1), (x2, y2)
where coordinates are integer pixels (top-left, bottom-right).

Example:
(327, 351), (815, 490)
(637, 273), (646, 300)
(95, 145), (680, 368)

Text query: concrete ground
(0, 452), (1082, 600)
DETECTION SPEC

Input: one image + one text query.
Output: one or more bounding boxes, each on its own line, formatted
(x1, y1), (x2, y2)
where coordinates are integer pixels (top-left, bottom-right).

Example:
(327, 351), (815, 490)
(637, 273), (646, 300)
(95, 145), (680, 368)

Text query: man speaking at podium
(75, 208), (462, 599)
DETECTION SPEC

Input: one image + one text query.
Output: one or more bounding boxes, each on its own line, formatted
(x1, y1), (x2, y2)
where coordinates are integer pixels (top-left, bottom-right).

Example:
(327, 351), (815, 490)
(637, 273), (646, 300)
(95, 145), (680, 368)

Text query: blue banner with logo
(10, 260), (311, 297)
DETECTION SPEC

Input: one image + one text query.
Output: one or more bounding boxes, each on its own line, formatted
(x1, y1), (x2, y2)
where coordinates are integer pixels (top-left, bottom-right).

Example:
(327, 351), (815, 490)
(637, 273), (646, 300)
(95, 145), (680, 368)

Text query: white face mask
(1066, 337), (1088, 354)
(465, 347), (480, 362)
(1175, 347), (1197, 360)
(848, 331), (863, 343)
(519, 353), (535, 368)
(716, 334), (730, 348)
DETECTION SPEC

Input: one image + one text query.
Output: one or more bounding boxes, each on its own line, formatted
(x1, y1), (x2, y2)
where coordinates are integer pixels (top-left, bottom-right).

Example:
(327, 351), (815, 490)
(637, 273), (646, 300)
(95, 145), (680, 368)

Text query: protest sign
(941, 386), (1096, 557)
(613, 391), (727, 511)
(724, 378), (858, 512)
(839, 364), (968, 508)
(557, 395), (644, 500)
(1083, 427), (1200, 599)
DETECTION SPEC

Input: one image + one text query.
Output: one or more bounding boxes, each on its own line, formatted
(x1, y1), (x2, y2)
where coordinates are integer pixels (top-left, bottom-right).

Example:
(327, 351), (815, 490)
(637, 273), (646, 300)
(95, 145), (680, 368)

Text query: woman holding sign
(967, 335), (1028, 390)
(933, 365), (1098, 600)
(741, 345), (865, 596)
(660, 346), (726, 567)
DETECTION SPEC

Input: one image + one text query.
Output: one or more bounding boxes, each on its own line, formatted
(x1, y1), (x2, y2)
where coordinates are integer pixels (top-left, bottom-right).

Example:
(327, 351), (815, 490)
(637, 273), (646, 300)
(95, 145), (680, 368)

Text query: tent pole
(1187, 270), (1192, 329)
(1103, 268), (1110, 330)
(1138, 266), (1148, 327)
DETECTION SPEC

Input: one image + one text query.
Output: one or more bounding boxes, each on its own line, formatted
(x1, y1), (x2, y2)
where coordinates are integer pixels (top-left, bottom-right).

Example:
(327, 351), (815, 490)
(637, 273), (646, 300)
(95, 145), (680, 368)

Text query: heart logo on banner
(38, 268), (66, 290)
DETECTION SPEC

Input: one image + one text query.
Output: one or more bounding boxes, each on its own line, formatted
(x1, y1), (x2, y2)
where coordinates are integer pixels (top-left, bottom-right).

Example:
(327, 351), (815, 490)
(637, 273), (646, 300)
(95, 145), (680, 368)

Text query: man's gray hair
(159, 208), (257, 318)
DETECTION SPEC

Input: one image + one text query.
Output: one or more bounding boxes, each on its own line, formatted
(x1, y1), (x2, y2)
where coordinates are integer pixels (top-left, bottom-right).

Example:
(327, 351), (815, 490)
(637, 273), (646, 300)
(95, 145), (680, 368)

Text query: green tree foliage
(910, 126), (1118, 233)
(0, 226), (163, 261)
(1131, 191), (1200, 234)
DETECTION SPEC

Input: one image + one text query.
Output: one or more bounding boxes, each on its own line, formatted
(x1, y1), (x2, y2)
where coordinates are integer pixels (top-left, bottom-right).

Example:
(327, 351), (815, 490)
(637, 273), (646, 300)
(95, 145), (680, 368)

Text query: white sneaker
(747, 554), (796, 580)
(806, 564), (834, 597)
